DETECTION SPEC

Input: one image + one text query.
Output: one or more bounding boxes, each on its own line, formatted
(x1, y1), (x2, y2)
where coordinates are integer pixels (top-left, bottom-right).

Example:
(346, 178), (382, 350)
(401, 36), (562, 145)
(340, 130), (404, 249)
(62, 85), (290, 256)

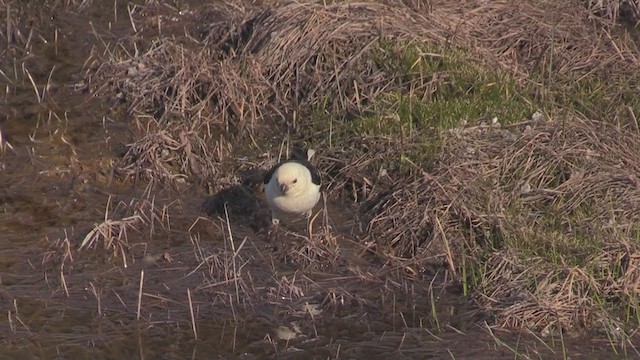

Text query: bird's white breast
(265, 179), (320, 215)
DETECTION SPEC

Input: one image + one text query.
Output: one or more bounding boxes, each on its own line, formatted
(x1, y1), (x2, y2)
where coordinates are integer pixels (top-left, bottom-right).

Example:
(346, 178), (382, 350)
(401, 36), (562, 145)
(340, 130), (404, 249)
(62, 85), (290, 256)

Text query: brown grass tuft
(211, 2), (450, 115)
(585, 0), (640, 22)
(363, 116), (640, 335)
(436, 0), (640, 77)
(79, 196), (173, 267)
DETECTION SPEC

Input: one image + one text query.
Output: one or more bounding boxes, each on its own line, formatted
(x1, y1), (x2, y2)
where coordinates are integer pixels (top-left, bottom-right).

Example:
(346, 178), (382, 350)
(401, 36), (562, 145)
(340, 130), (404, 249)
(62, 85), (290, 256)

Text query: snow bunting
(263, 149), (321, 236)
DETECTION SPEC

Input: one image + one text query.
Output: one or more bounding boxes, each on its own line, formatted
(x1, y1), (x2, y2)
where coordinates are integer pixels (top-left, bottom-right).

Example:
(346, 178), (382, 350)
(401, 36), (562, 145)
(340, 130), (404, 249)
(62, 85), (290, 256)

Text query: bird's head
(274, 162), (308, 196)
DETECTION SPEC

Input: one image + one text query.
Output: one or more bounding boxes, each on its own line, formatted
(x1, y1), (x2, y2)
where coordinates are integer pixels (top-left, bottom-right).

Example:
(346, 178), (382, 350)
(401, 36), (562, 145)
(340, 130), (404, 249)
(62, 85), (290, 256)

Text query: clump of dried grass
(316, 136), (413, 203)
(363, 116), (640, 335)
(117, 115), (234, 185)
(90, 38), (272, 134)
(79, 195), (173, 267)
(212, 2), (450, 116)
(88, 36), (267, 183)
(477, 246), (639, 338)
(89, 0), (640, 186)
(431, 0), (640, 80)
(586, 0), (640, 22)
(87, 2), (456, 184)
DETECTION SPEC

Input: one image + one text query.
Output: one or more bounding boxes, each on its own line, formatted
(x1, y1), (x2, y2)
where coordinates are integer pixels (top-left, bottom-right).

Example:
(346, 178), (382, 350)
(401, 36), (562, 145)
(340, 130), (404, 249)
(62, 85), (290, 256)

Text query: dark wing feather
(291, 159), (321, 186)
(263, 162), (283, 185)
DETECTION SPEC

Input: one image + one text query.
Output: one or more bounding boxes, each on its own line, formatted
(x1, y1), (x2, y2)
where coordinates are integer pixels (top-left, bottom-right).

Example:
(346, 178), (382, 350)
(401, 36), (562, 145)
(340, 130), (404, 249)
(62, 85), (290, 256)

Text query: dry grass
(78, 195), (173, 267)
(586, 0), (640, 22)
(117, 115), (234, 186)
(275, 209), (343, 270)
(210, 2), (451, 115)
(85, 0), (640, 185)
(85, 1), (459, 184)
(77, 0), (640, 341)
(363, 116), (640, 337)
(437, 0), (640, 77)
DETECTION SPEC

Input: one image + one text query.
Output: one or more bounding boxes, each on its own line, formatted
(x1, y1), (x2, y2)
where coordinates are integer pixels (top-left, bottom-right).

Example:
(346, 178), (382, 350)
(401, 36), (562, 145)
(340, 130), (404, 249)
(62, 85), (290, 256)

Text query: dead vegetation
(85, 1), (454, 183)
(78, 194), (173, 267)
(62, 0), (640, 346)
(365, 116), (640, 337)
(586, 0), (640, 22)
(84, 0), (640, 185)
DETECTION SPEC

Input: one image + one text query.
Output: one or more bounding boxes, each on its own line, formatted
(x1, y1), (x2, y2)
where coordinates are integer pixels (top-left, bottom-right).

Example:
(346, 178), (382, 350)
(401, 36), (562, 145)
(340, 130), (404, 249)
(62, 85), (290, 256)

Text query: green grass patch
(309, 40), (538, 172)
(539, 74), (640, 124)
(367, 40), (537, 129)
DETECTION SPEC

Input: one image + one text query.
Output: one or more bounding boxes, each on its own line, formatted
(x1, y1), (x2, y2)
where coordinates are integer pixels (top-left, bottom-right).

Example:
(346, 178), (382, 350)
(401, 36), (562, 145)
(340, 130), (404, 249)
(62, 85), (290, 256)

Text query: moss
(369, 41), (536, 127)
(536, 71), (640, 125)
(309, 40), (538, 172)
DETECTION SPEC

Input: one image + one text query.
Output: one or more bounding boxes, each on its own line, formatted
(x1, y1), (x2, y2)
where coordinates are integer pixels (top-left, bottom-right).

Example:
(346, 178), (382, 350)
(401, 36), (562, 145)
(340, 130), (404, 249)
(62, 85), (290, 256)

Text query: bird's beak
(280, 184), (289, 194)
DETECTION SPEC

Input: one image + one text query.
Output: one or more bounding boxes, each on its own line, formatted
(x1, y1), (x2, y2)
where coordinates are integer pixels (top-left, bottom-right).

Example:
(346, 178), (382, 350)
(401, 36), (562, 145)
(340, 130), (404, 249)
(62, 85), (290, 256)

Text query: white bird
(263, 150), (321, 237)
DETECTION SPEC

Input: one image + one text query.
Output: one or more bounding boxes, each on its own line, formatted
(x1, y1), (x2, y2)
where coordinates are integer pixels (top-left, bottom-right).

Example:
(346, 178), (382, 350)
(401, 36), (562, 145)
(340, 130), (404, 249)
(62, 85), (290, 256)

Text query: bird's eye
(293, 179), (298, 184)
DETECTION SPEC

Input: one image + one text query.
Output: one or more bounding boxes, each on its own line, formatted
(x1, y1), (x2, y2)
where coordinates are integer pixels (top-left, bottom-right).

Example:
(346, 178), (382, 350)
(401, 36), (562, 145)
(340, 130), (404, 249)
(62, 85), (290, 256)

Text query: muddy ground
(1, 0), (640, 359)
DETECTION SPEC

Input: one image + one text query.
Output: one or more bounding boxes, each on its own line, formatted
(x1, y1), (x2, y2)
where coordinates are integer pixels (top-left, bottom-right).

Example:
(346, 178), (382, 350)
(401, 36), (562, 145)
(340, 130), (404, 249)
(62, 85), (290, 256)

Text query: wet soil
(0, 1), (637, 359)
